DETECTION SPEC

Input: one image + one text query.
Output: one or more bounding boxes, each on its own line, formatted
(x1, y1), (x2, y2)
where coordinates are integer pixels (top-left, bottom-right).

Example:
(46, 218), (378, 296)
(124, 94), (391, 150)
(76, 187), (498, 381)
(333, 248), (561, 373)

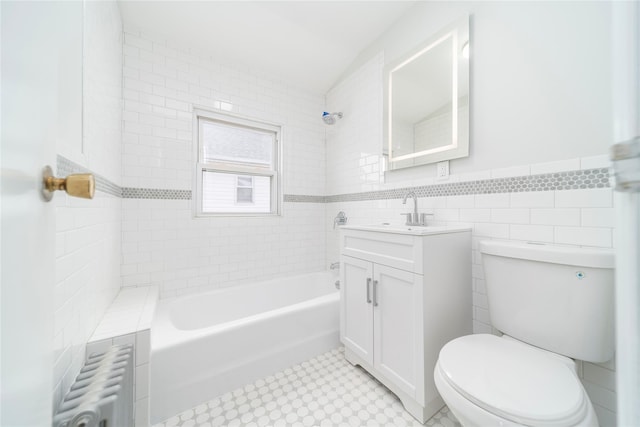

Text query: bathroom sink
(341, 224), (471, 236)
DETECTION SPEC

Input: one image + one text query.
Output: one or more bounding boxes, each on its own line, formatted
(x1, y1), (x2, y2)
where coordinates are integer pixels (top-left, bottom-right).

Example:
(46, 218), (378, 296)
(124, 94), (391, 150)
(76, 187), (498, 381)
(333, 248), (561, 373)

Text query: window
(236, 176), (253, 203)
(195, 110), (281, 216)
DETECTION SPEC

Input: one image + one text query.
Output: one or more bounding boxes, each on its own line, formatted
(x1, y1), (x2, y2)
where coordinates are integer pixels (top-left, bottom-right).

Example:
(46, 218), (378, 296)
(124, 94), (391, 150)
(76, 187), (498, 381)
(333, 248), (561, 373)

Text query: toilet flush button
(576, 271), (586, 280)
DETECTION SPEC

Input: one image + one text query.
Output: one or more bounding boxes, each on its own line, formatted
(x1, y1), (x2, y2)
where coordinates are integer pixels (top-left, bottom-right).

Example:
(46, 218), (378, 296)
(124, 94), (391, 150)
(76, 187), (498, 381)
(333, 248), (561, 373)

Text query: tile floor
(153, 347), (461, 427)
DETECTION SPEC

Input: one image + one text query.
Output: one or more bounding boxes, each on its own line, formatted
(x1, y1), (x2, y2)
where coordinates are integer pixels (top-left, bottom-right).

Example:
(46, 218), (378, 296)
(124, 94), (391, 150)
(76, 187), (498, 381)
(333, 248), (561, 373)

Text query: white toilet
(434, 240), (615, 427)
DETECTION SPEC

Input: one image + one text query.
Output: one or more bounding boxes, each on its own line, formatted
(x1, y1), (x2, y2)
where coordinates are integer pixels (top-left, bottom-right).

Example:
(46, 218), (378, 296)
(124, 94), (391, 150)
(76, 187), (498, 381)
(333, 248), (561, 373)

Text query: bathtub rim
(152, 271), (339, 352)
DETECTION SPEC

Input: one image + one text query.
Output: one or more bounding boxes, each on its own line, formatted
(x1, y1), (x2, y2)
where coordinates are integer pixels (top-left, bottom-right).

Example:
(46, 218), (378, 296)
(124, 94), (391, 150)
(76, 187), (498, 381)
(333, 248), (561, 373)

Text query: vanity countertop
(340, 224), (471, 236)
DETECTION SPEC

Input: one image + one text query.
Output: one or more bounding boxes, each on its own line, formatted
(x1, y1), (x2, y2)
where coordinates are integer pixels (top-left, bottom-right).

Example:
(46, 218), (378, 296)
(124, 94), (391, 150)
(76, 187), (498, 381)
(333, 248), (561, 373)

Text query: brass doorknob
(42, 165), (95, 201)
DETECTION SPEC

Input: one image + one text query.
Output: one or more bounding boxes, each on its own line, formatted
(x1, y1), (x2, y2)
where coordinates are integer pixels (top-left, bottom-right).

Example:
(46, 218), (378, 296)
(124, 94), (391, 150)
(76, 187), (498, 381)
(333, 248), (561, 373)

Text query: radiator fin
(53, 345), (134, 427)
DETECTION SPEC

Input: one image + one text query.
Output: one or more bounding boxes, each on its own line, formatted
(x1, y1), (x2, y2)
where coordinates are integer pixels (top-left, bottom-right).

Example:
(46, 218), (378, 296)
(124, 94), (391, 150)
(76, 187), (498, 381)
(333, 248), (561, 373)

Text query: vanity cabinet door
(340, 255), (374, 365)
(373, 264), (423, 399)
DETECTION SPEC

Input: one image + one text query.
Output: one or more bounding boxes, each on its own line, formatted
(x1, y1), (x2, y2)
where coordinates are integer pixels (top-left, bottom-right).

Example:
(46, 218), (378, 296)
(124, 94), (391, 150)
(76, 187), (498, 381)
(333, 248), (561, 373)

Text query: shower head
(322, 111), (343, 125)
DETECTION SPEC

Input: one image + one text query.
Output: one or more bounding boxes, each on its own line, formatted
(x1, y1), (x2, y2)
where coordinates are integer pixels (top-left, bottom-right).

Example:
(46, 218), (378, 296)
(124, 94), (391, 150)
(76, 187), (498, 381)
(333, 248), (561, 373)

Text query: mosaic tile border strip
(121, 188), (192, 200)
(283, 194), (327, 203)
(57, 156), (610, 202)
(324, 168), (611, 203)
(57, 155), (122, 197)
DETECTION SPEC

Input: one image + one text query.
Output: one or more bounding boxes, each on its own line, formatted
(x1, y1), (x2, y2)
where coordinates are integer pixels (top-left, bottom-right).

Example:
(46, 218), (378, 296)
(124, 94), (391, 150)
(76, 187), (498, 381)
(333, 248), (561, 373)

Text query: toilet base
(434, 360), (599, 427)
(344, 347), (444, 423)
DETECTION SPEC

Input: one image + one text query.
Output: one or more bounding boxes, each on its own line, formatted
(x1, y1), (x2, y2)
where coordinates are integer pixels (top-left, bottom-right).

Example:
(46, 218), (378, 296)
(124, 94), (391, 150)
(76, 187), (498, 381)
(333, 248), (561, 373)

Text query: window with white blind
(195, 110), (281, 216)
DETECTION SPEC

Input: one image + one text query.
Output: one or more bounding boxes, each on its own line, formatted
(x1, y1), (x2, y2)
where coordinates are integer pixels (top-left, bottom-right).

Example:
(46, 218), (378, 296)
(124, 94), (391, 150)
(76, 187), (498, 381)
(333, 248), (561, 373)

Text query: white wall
(326, 2), (616, 425)
(120, 27), (326, 298)
(325, 52), (385, 196)
(336, 1), (612, 179)
(53, 0), (122, 408)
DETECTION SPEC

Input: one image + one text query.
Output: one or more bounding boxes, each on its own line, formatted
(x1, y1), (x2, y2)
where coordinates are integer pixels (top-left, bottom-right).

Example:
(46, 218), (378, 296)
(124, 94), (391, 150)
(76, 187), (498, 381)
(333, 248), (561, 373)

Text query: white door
(373, 264), (422, 399)
(611, 1), (640, 424)
(1, 2), (82, 425)
(340, 255), (374, 365)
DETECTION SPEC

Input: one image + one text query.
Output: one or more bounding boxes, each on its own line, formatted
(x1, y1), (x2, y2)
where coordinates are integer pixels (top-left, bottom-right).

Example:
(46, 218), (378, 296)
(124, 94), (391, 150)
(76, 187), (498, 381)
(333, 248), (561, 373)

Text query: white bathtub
(149, 271), (340, 423)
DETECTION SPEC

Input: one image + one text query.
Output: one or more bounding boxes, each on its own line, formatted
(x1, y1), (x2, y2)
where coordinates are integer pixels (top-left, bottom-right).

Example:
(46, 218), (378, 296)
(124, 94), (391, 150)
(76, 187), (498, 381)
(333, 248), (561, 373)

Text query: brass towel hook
(42, 165), (95, 202)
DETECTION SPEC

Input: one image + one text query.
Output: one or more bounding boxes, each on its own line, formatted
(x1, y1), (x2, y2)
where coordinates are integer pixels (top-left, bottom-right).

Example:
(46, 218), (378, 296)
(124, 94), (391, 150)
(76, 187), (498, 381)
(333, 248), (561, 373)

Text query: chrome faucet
(402, 192), (419, 225)
(333, 211), (347, 229)
(401, 191), (433, 226)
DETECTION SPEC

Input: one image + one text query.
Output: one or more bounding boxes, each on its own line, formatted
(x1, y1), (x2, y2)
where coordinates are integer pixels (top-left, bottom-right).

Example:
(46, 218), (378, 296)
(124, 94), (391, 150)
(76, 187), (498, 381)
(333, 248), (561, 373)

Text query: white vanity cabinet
(339, 225), (472, 423)
(342, 256), (423, 397)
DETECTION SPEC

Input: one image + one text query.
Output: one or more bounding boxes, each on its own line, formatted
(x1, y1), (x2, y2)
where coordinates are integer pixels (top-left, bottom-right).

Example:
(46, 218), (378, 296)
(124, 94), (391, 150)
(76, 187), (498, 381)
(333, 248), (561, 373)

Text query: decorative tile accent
(121, 188), (192, 200)
(153, 347), (460, 427)
(284, 194), (327, 203)
(57, 155), (122, 197)
(324, 168), (611, 203)
(57, 155), (611, 203)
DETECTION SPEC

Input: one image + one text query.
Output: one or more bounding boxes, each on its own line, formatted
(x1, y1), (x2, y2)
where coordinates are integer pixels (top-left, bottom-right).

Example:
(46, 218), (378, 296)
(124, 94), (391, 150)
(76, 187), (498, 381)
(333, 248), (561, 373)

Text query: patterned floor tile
(153, 347), (460, 427)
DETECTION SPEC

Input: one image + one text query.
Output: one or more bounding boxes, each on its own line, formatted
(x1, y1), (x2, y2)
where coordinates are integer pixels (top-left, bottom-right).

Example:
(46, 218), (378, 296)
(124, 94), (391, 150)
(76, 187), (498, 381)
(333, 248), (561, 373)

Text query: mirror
(384, 16), (469, 170)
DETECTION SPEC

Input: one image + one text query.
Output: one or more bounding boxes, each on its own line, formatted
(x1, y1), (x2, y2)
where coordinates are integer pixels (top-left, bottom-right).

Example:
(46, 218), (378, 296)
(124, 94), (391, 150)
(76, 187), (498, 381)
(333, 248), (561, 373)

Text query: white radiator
(53, 345), (134, 427)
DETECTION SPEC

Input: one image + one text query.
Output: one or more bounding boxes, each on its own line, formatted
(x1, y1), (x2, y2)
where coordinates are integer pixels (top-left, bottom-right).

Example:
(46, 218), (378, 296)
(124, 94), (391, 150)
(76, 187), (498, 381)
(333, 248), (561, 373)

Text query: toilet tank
(479, 240), (615, 363)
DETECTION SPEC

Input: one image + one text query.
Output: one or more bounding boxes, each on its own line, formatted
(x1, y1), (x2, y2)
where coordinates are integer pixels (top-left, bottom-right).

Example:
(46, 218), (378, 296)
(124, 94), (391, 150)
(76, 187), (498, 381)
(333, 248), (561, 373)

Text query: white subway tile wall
(325, 53), (385, 196)
(325, 56), (616, 425)
(490, 164), (531, 179)
(52, 0), (122, 411)
(122, 199), (325, 298)
(82, 3), (124, 184)
(54, 193), (122, 408)
(120, 27), (326, 298)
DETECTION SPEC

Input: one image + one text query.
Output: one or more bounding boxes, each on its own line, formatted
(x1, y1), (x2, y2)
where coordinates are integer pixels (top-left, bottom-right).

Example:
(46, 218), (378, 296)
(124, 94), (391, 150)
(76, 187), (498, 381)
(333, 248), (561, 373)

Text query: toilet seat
(437, 334), (590, 426)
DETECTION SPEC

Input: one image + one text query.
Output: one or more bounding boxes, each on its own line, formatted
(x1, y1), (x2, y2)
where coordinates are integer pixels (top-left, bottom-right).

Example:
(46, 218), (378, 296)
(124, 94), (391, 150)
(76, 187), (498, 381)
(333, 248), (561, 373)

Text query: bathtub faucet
(330, 262), (340, 270)
(333, 211), (347, 229)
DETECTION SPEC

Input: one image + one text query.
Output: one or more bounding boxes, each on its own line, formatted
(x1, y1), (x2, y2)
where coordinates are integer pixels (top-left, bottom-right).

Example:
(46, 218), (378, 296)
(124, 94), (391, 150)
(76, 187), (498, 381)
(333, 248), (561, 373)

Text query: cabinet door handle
(366, 278), (372, 303)
(372, 280), (379, 307)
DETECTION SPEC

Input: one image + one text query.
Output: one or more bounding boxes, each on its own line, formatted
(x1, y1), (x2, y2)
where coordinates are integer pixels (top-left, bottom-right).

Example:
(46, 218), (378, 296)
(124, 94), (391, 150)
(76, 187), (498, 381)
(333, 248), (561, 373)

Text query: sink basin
(341, 224), (471, 236)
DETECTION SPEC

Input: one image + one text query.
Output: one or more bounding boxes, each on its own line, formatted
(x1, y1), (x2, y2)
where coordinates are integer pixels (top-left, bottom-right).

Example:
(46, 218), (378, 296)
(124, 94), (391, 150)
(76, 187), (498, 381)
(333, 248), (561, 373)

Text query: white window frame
(235, 175), (254, 204)
(193, 108), (282, 217)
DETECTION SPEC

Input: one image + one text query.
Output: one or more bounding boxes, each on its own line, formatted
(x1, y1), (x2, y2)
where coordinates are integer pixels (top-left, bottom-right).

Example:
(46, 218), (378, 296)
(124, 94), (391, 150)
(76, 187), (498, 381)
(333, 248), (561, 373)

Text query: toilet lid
(438, 334), (588, 426)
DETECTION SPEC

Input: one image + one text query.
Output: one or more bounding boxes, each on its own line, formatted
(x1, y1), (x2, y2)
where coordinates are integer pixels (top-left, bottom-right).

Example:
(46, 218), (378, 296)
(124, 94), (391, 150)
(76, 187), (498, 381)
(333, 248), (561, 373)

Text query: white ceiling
(117, 1), (418, 94)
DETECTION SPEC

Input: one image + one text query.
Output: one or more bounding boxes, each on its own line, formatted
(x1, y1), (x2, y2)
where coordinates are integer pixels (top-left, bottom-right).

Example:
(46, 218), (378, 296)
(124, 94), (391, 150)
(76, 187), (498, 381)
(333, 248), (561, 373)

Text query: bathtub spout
(330, 262), (340, 270)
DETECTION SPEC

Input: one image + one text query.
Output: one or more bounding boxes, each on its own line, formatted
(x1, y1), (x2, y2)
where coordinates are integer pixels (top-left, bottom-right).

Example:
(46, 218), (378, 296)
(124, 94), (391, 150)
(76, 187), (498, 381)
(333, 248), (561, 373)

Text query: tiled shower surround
(120, 27), (327, 297)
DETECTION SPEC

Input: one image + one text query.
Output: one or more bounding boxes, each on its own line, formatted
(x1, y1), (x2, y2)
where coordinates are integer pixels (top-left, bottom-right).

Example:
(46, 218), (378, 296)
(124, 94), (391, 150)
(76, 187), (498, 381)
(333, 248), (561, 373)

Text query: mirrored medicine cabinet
(384, 16), (470, 171)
